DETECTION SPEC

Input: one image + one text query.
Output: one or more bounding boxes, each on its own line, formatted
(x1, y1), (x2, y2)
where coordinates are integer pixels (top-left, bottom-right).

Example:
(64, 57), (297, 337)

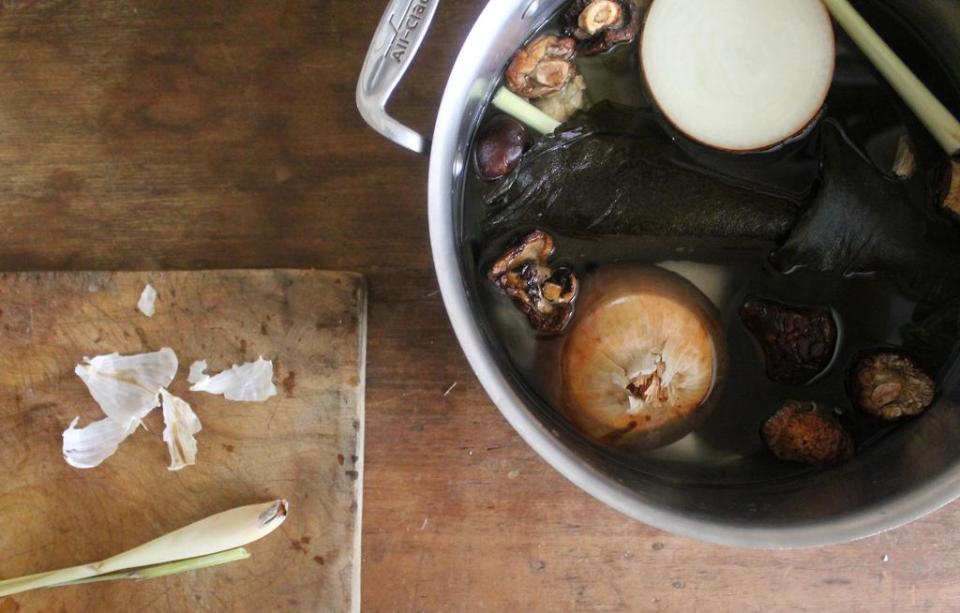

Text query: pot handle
(356, 0), (441, 155)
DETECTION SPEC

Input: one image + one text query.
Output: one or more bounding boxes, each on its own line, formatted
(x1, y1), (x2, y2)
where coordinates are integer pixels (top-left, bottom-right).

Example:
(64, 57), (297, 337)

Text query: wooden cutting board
(0, 270), (366, 612)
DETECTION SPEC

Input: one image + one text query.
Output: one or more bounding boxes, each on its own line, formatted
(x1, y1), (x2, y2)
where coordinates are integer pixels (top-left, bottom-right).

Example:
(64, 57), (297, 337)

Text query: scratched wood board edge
(350, 273), (367, 613)
(0, 268), (369, 609)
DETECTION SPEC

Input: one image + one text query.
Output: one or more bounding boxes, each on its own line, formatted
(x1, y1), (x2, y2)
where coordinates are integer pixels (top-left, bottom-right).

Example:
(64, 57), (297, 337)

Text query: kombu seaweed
(769, 118), (960, 377)
(902, 299), (960, 379)
(771, 120), (960, 307)
(481, 103), (812, 242)
(479, 101), (960, 377)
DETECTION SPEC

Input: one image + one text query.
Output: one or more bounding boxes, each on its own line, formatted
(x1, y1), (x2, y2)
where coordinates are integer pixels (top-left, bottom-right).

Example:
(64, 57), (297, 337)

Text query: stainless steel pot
(357, 0), (960, 547)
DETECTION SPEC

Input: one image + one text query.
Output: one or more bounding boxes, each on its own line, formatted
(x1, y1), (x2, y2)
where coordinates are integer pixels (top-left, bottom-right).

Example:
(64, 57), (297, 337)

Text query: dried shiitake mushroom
(475, 115), (532, 180)
(891, 135), (918, 179)
(560, 0), (642, 56)
(944, 159), (960, 220)
(762, 400), (853, 466)
(740, 296), (838, 385)
(561, 267), (725, 450)
(505, 35), (578, 99)
(488, 230), (578, 334)
(894, 138), (959, 221)
(851, 352), (935, 420)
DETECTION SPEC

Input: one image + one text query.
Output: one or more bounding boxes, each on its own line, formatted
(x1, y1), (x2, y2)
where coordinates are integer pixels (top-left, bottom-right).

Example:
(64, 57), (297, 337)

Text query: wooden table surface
(1, 1), (959, 611)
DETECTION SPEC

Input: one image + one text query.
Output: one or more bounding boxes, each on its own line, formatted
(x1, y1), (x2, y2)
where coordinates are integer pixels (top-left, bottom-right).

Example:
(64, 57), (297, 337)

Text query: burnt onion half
(640, 0), (836, 153)
(561, 266), (726, 450)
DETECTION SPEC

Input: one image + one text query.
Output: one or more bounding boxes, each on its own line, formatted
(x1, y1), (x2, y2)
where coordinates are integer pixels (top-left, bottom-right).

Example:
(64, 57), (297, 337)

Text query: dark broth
(460, 7), (956, 484)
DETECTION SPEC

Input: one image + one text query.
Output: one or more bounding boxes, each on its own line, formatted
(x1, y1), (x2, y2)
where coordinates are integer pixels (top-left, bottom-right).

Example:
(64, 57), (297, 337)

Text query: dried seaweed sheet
(902, 299), (960, 379)
(481, 103), (805, 242)
(771, 120), (960, 306)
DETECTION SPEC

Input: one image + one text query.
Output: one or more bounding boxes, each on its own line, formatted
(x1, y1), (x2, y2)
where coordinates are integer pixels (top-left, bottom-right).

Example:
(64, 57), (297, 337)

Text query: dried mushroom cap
(944, 159), (960, 220)
(474, 115), (532, 180)
(561, 0), (641, 56)
(891, 135), (917, 179)
(762, 400), (853, 466)
(740, 296), (838, 385)
(488, 230), (578, 334)
(488, 229), (554, 277)
(533, 74), (587, 123)
(853, 352), (935, 420)
(505, 35), (578, 99)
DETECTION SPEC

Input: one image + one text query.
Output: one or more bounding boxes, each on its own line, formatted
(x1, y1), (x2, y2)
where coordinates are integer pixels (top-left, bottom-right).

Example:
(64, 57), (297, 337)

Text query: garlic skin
(189, 357), (277, 402)
(187, 360), (208, 385)
(160, 388), (202, 471)
(75, 348), (179, 424)
(137, 284), (157, 317)
(62, 416), (140, 469)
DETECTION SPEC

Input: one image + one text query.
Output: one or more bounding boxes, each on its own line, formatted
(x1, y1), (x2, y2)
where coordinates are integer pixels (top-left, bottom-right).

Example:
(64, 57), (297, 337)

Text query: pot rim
(427, 0), (960, 548)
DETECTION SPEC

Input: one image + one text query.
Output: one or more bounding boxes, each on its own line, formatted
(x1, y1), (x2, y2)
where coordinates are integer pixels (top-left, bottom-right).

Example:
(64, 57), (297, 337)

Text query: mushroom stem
(822, 0), (960, 157)
(579, 0), (623, 36)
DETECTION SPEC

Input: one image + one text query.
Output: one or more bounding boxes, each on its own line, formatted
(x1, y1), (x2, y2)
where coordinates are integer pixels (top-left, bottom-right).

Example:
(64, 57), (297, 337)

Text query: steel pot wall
(358, 0), (960, 547)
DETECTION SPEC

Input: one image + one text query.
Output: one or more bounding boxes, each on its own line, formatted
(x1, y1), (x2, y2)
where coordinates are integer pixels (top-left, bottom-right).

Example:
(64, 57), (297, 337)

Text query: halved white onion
(641, 0), (835, 151)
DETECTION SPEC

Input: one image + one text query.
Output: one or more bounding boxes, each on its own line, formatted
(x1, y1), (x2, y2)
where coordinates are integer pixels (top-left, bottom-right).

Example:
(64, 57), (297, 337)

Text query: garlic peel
(75, 348), (179, 424)
(187, 360), (208, 385)
(189, 357), (277, 402)
(160, 388), (202, 471)
(62, 416), (139, 469)
(137, 284), (157, 317)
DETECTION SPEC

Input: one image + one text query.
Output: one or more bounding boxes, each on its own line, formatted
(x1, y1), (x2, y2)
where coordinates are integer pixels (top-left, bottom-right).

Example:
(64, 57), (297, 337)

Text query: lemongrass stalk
(128, 547), (251, 580)
(492, 87), (561, 134)
(822, 0), (960, 156)
(0, 500), (287, 598)
(57, 548), (251, 586)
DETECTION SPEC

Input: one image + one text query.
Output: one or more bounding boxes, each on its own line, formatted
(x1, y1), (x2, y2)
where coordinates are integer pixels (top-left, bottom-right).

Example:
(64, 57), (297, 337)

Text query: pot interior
(436, 0), (960, 546)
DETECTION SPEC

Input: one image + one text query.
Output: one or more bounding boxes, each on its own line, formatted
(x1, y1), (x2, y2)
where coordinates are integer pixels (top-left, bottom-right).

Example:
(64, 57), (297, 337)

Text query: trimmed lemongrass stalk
(0, 500), (287, 598)
(822, 0), (960, 156)
(57, 548), (251, 587)
(492, 88), (561, 134)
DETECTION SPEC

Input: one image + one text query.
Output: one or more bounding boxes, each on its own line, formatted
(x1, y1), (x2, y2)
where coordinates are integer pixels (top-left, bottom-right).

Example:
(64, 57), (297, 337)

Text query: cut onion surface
(641, 0), (835, 152)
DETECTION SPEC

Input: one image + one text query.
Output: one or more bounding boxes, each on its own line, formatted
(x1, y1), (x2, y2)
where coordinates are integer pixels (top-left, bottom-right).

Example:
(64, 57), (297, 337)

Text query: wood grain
(0, 1), (958, 612)
(0, 270), (365, 611)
